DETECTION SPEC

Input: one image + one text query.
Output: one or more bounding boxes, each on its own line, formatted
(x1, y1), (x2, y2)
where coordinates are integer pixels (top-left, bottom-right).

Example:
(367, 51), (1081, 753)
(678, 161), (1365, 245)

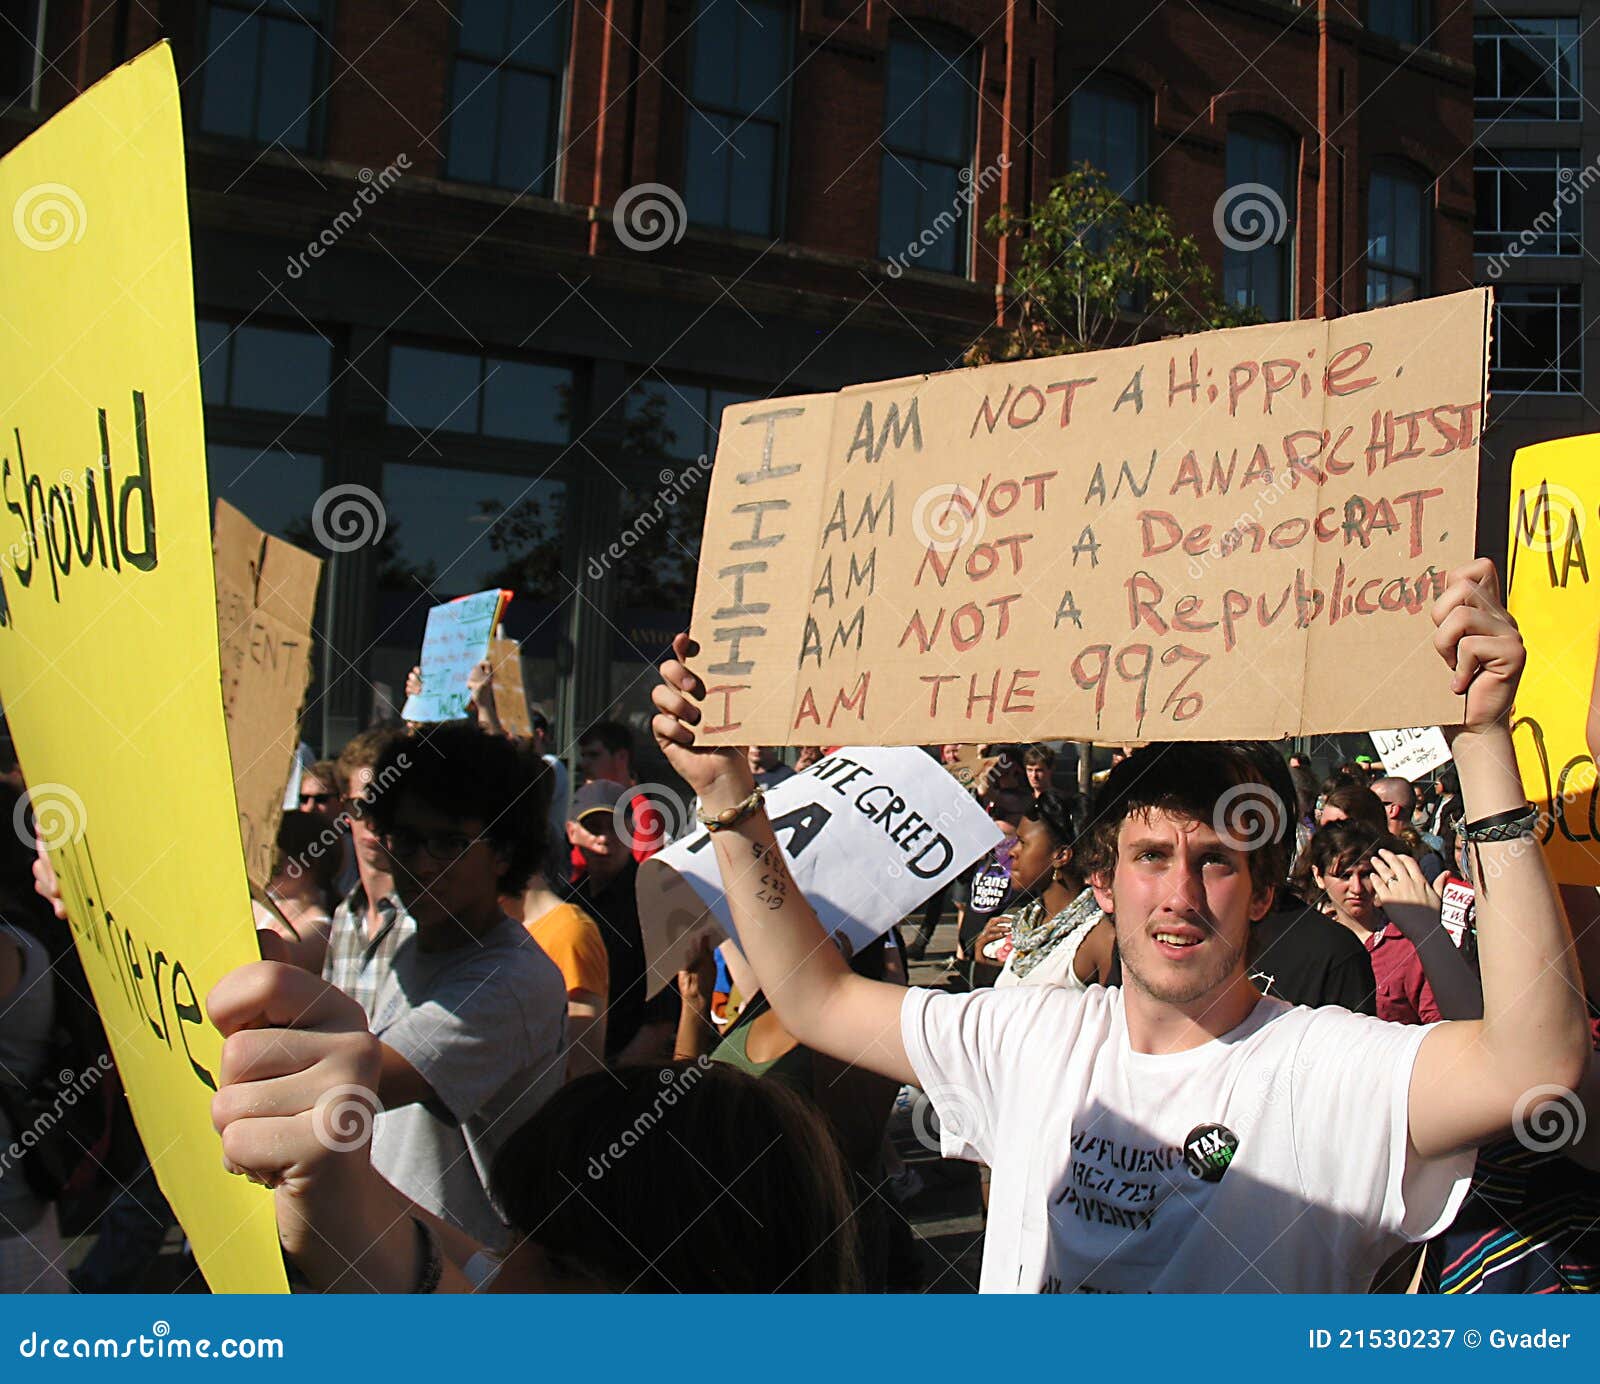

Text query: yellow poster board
(0, 46), (286, 1291)
(1505, 436), (1600, 886)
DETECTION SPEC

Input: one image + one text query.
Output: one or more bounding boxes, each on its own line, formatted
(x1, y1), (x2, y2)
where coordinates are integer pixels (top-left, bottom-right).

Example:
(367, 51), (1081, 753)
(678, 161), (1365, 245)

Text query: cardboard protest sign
(636, 747), (1003, 988)
(1505, 436), (1600, 885)
(689, 290), (1488, 745)
(0, 47), (286, 1291)
(1369, 726), (1452, 783)
(944, 743), (1000, 793)
(400, 587), (509, 721)
(489, 635), (532, 736)
(214, 500), (322, 888)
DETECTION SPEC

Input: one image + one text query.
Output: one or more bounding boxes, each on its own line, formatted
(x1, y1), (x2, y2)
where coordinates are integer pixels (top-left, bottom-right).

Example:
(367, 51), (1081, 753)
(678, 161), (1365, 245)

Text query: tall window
(1368, 0), (1426, 46)
(1475, 18), (1581, 121)
(683, 0), (790, 235)
(1366, 167), (1429, 304)
(878, 26), (979, 276)
(446, 0), (568, 194)
(1068, 77), (1148, 202)
(1223, 120), (1295, 321)
(199, 0), (326, 149)
(1494, 285), (1581, 394)
(1475, 148), (1581, 256)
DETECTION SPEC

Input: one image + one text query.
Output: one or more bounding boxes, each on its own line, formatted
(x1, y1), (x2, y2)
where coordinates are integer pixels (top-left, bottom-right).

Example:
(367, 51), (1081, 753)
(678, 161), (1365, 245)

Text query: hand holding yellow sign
(0, 46), (285, 1291)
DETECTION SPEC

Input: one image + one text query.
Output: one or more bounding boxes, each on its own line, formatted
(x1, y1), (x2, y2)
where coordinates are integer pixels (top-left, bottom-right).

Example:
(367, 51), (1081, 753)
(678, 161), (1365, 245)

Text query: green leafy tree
(968, 164), (1257, 364)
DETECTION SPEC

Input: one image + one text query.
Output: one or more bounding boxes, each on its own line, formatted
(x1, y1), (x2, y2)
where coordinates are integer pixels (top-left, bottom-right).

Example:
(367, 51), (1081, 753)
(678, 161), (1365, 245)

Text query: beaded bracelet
(697, 786), (766, 832)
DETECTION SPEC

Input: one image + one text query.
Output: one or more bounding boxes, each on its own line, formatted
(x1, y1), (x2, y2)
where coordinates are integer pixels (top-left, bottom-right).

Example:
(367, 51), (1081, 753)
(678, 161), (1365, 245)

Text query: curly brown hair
(1076, 742), (1289, 896)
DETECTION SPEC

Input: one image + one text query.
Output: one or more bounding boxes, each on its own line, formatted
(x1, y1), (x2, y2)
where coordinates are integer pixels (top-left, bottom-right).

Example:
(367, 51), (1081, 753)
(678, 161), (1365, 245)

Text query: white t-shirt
(900, 984), (1473, 1293)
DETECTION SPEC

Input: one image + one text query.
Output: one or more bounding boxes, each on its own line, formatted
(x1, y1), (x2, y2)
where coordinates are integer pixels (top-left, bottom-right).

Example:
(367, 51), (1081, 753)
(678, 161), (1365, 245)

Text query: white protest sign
(636, 746), (1003, 990)
(1369, 726), (1452, 782)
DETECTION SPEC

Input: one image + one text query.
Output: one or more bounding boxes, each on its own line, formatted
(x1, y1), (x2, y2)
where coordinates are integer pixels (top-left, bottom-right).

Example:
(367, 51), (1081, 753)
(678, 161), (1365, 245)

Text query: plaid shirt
(321, 883), (415, 1020)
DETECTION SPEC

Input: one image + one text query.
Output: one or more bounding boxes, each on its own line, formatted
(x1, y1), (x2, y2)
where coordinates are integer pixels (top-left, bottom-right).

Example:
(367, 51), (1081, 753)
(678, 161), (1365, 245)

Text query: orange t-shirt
(526, 902), (610, 1001)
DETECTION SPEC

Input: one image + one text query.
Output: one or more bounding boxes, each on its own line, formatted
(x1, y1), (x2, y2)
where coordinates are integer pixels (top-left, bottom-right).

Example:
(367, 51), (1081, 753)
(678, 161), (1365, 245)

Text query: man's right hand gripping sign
(651, 558), (1593, 1293)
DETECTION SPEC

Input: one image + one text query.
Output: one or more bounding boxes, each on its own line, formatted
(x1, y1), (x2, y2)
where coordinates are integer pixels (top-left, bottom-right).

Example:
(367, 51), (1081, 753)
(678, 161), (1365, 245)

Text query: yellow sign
(1505, 435), (1600, 886)
(0, 46), (286, 1291)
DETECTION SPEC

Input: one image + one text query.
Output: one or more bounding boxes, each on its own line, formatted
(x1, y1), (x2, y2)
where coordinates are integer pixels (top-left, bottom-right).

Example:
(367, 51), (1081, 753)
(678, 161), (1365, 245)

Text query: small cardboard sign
(636, 747), (1003, 989)
(401, 588), (508, 722)
(489, 635), (532, 736)
(214, 501), (322, 887)
(1368, 726), (1451, 783)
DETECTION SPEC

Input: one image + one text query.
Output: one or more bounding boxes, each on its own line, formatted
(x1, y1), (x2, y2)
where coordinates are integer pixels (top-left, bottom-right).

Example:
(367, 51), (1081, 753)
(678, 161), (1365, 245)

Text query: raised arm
(1408, 559), (1591, 1158)
(652, 634), (914, 1084)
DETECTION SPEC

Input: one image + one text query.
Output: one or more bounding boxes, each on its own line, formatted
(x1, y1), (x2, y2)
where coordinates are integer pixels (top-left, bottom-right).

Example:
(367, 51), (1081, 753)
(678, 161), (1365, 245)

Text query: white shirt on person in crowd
(368, 918), (567, 1249)
(902, 983), (1473, 1293)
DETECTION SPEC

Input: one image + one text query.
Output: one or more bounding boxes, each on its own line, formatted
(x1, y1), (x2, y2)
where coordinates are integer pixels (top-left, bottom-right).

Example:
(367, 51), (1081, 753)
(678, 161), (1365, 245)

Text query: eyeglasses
(378, 826), (478, 863)
(300, 792), (336, 807)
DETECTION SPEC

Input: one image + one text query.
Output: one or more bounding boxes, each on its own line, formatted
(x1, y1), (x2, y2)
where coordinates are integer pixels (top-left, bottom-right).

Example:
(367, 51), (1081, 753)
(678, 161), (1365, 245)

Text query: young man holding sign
(647, 558), (1589, 1292)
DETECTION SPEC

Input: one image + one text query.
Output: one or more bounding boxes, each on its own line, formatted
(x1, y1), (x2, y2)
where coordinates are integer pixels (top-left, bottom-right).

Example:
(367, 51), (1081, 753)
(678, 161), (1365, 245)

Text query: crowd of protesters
(1, 559), (1597, 1293)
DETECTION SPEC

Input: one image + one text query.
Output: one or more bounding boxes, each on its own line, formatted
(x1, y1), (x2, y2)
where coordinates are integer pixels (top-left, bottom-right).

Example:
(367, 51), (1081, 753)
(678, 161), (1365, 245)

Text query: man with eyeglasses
(320, 728), (416, 1018)
(358, 722), (566, 1249)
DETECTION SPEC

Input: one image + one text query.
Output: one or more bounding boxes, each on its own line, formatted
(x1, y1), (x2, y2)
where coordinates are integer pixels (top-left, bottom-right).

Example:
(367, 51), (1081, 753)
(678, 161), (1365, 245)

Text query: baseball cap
(571, 779), (628, 825)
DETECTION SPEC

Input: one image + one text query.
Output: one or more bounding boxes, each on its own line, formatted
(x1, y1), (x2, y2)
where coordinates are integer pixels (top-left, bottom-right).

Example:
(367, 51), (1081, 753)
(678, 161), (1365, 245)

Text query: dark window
(1366, 167), (1430, 305)
(200, 0), (326, 149)
(1493, 285), (1581, 394)
(206, 444), (325, 541)
(386, 344), (571, 443)
(624, 378), (756, 461)
(1068, 78), (1148, 202)
(878, 25), (978, 276)
(1475, 148), (1581, 256)
(198, 319), (333, 417)
(683, 0), (789, 235)
(1368, 0), (1426, 46)
(1222, 120), (1295, 321)
(1475, 17), (1580, 121)
(446, 0), (568, 194)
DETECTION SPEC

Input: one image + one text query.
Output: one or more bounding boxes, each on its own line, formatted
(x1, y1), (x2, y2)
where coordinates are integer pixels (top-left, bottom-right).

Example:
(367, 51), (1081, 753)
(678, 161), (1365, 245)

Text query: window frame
(1066, 75), (1150, 204)
(1367, 0), (1428, 47)
(1474, 147), (1581, 257)
(1222, 116), (1297, 321)
(1365, 162), (1432, 306)
(877, 21), (981, 277)
(1474, 16), (1582, 122)
(443, 0), (571, 196)
(681, 0), (794, 237)
(1492, 284), (1582, 396)
(197, 0), (333, 152)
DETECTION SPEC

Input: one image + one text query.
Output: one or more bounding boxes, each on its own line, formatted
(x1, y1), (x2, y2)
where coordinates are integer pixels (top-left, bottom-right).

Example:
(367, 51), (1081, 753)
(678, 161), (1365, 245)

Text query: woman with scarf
(971, 792), (1113, 991)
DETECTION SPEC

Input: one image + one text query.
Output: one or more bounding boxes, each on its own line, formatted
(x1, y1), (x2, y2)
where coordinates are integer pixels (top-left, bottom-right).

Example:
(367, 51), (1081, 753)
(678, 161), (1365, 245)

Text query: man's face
(344, 767), (389, 874)
(940, 744), (962, 766)
(1314, 856), (1380, 930)
(381, 792), (506, 935)
(747, 746), (779, 773)
(299, 772), (338, 820)
(1093, 809), (1271, 1007)
(568, 811), (629, 880)
(578, 740), (629, 785)
(1025, 761), (1050, 792)
(1372, 782), (1413, 828)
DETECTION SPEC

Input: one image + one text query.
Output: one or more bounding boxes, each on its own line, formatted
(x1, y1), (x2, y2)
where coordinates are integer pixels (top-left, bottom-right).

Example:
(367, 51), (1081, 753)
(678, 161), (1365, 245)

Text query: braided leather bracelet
(697, 786), (766, 832)
(1461, 803), (1540, 844)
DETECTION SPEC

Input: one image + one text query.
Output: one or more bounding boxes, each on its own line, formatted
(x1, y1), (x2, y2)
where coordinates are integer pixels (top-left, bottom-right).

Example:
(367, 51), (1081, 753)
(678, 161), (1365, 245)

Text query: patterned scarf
(1008, 887), (1104, 981)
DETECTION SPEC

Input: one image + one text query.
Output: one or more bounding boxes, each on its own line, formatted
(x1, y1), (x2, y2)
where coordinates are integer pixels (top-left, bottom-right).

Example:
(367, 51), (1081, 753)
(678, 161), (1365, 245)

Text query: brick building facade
(2, 1), (1475, 748)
